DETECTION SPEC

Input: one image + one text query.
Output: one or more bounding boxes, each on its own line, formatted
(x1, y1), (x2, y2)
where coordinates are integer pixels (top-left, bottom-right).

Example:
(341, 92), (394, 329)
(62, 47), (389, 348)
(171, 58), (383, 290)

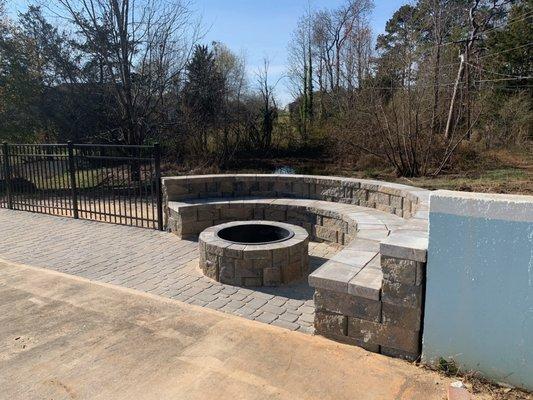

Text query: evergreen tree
(485, 0), (533, 91)
(182, 45), (225, 152)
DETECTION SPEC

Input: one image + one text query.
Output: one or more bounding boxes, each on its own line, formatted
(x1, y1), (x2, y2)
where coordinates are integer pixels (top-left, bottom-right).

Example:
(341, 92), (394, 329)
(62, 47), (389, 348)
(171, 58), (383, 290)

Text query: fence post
(67, 141), (79, 219)
(154, 143), (163, 230)
(2, 142), (13, 209)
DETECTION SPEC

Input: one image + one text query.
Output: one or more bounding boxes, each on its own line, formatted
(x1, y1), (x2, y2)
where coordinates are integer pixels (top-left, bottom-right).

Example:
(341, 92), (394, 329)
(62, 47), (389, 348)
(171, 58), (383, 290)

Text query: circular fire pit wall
(199, 221), (309, 287)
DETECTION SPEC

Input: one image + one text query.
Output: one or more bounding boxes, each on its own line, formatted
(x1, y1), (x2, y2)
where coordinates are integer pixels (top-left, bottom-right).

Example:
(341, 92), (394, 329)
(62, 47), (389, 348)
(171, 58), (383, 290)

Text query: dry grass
(398, 146), (533, 195)
(188, 144), (533, 195)
(396, 168), (532, 195)
(419, 361), (532, 400)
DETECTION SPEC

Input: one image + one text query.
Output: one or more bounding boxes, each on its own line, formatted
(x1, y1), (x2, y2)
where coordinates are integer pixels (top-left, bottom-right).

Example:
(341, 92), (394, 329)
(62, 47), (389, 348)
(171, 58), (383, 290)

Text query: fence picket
(0, 143), (163, 230)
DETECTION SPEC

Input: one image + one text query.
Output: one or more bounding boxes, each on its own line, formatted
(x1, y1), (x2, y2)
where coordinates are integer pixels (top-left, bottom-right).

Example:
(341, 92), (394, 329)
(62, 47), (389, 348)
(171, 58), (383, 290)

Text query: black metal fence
(0, 142), (163, 230)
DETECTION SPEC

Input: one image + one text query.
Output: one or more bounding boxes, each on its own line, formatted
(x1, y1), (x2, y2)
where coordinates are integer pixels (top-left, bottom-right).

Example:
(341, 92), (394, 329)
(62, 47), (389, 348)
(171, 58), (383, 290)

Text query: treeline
(288, 0), (532, 176)
(0, 0), (531, 176)
(0, 0), (280, 168)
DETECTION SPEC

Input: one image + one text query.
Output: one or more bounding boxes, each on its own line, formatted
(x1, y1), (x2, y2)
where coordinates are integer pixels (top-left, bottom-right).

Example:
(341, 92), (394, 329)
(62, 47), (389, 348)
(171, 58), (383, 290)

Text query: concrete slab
(0, 260), (478, 400)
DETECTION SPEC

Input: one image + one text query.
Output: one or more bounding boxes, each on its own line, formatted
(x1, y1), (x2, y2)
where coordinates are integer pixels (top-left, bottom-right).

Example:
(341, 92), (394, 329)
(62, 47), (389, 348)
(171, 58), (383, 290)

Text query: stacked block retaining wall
(163, 174), (429, 360)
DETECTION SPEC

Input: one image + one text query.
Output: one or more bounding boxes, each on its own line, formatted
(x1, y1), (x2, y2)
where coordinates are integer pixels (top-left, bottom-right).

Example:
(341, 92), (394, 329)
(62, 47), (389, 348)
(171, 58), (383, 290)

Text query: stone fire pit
(199, 221), (309, 287)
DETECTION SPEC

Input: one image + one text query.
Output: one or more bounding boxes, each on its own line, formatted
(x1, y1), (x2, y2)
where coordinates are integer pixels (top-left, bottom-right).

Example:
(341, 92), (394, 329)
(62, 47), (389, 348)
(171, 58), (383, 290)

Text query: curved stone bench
(162, 174), (430, 360)
(167, 197), (403, 242)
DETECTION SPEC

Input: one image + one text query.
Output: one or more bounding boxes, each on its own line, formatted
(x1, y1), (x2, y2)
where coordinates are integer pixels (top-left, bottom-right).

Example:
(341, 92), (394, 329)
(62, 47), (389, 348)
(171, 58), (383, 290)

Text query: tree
(484, 0), (533, 91)
(478, 0), (533, 146)
(287, 9), (314, 141)
(212, 42), (248, 164)
(255, 59), (279, 150)
(181, 45), (225, 158)
(55, 0), (201, 146)
(0, 5), (81, 142)
(288, 0), (373, 138)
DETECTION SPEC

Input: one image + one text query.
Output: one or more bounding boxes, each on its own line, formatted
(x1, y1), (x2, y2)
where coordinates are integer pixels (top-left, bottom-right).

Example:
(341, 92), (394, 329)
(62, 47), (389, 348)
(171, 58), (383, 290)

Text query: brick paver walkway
(0, 209), (341, 333)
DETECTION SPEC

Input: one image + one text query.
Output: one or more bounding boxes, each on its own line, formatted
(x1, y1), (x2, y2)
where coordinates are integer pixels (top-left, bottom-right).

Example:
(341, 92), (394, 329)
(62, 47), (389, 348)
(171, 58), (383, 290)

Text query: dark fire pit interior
(217, 223), (294, 245)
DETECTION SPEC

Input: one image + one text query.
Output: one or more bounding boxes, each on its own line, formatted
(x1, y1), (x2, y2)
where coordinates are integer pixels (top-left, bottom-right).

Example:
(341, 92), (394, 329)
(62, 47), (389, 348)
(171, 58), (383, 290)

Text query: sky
(197, 0), (409, 105)
(7, 0), (409, 105)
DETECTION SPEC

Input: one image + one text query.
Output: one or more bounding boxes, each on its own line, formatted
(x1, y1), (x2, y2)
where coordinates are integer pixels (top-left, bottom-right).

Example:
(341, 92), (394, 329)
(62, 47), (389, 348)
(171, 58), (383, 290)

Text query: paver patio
(0, 209), (341, 332)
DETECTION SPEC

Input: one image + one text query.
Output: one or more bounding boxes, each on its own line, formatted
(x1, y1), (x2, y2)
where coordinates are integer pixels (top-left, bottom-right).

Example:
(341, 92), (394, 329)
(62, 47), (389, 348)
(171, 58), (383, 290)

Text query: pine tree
(182, 45), (225, 151)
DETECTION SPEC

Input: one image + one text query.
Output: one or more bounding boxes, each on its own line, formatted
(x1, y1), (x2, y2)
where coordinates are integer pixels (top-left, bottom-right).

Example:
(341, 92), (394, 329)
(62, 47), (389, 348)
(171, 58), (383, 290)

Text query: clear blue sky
(197, 0), (408, 105)
(8, 0), (408, 105)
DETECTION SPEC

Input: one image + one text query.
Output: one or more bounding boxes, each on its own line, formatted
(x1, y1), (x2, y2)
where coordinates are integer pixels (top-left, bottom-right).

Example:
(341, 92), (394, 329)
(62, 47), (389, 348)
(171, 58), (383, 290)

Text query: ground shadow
(251, 255), (329, 301)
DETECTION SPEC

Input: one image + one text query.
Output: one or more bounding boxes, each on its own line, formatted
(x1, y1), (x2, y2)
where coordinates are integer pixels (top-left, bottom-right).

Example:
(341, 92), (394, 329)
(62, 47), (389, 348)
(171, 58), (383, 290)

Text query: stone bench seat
(162, 174), (430, 361)
(167, 196), (407, 243)
(167, 195), (418, 302)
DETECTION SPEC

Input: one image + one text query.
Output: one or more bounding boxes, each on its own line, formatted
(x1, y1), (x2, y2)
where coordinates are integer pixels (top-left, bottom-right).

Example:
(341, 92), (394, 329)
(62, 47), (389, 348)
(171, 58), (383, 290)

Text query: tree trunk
(444, 54), (465, 140)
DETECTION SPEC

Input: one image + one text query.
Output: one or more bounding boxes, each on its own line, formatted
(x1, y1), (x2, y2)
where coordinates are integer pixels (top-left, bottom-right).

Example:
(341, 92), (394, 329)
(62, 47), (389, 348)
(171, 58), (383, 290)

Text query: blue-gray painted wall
(422, 204), (533, 390)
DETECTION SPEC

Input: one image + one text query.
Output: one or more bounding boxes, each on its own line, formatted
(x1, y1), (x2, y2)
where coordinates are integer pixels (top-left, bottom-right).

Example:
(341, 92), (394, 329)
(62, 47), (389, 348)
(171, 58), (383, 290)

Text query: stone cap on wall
(163, 174), (429, 214)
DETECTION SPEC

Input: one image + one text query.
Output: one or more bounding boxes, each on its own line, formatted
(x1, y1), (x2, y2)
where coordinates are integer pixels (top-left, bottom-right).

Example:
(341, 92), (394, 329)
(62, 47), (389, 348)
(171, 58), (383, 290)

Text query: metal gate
(0, 142), (163, 230)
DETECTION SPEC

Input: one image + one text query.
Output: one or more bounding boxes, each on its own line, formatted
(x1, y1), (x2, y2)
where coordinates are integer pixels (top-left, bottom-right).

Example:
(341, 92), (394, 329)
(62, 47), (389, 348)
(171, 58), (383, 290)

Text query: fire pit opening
(199, 221), (309, 287)
(217, 223), (294, 244)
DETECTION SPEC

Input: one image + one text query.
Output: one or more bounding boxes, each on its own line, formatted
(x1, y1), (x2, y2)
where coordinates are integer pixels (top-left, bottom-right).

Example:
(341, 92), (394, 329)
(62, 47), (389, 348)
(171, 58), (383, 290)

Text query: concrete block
(272, 247), (289, 264)
(263, 267), (281, 286)
(381, 346), (419, 362)
(314, 310), (347, 336)
(389, 195), (404, 209)
(263, 208), (286, 221)
(220, 207), (253, 220)
(180, 220), (213, 236)
(201, 258), (218, 280)
(319, 330), (381, 353)
(314, 289), (381, 322)
(242, 246), (272, 260)
(368, 191), (390, 206)
(382, 256), (419, 285)
(331, 249), (377, 268)
(219, 258), (235, 282)
(321, 216), (345, 230)
(316, 184), (345, 199)
(242, 277), (263, 287)
(251, 206), (264, 220)
(382, 301), (422, 331)
(314, 225), (338, 243)
(380, 230), (428, 262)
(224, 244), (246, 258)
(291, 181), (310, 197)
(189, 182), (207, 196)
(198, 208), (219, 221)
(347, 317), (420, 354)
(281, 261), (302, 284)
(309, 261), (361, 293)
(235, 261), (262, 279)
(382, 279), (423, 309)
(273, 180), (292, 195)
(253, 258), (273, 269)
(347, 268), (383, 300)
